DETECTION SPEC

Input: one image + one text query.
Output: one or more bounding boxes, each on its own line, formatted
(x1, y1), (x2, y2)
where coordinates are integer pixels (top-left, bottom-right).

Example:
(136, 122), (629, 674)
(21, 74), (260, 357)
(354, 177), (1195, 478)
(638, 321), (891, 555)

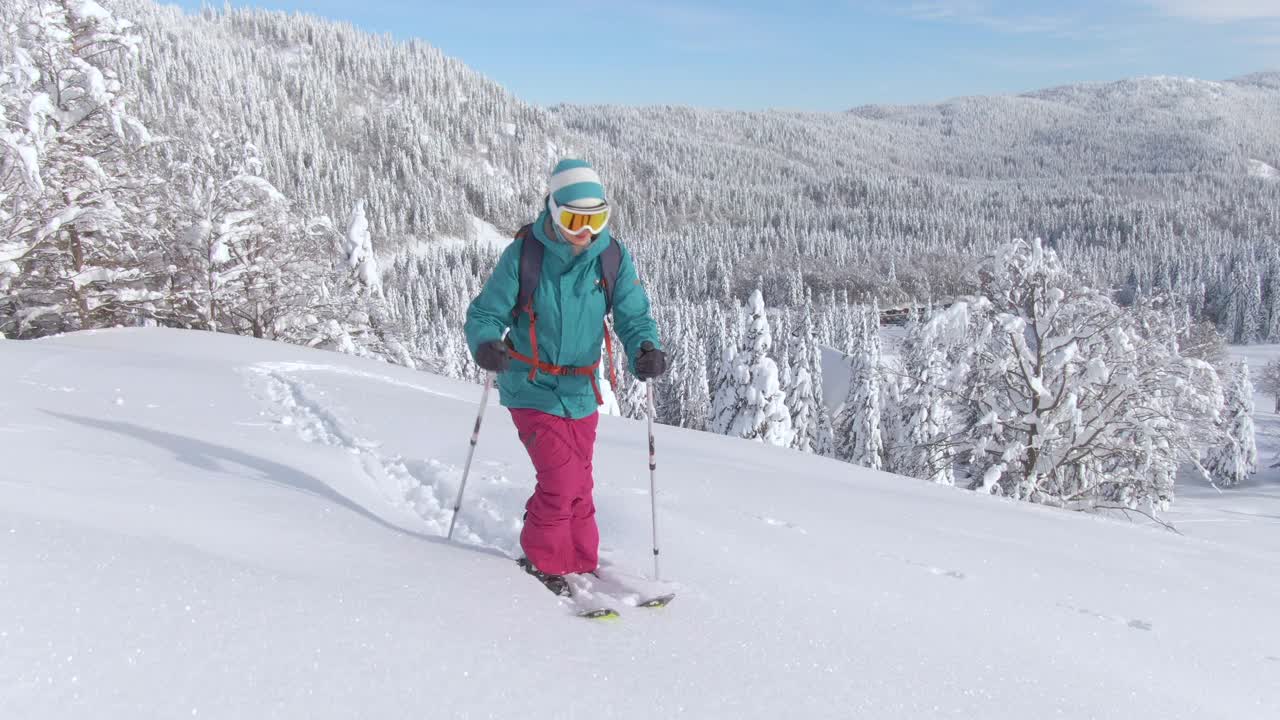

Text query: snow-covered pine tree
(773, 308), (793, 377)
(1203, 361), (1258, 488)
(669, 307), (710, 430)
(813, 392), (836, 457)
(1259, 357), (1280, 413)
(684, 347), (711, 430)
(344, 199), (381, 298)
(834, 304), (885, 469)
(1264, 248), (1280, 343)
(332, 202), (420, 364)
(814, 295), (835, 349)
(890, 301), (965, 485)
(835, 289), (856, 358)
(618, 367), (649, 421)
(1239, 267), (1263, 345)
(786, 362), (818, 453)
(786, 292), (820, 453)
(708, 299), (745, 435)
(724, 288), (793, 447)
(808, 294), (837, 457)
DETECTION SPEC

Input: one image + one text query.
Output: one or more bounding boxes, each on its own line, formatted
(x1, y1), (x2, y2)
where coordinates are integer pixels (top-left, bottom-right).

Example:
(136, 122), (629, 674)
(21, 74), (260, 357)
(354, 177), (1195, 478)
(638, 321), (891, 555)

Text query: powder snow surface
(2, 329), (1278, 719)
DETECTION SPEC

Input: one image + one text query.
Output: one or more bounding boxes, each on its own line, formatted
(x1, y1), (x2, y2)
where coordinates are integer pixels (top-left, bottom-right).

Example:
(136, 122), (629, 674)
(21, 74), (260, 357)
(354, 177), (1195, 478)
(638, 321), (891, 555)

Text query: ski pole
(447, 373), (493, 541)
(646, 379), (661, 581)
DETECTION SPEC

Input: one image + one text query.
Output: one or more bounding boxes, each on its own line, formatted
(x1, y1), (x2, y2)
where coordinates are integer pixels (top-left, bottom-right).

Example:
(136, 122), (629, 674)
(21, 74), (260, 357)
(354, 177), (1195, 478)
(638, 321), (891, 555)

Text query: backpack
(513, 223), (623, 317)
(506, 223), (623, 405)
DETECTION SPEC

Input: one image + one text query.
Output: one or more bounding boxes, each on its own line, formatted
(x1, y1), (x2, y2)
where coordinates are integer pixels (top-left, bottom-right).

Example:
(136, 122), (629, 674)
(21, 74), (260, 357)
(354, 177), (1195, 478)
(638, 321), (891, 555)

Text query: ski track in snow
(245, 362), (673, 620)
(1217, 508), (1280, 522)
(750, 513), (808, 534)
(0, 423), (55, 433)
(252, 361), (462, 401)
(243, 363), (520, 556)
(877, 551), (968, 580)
(20, 378), (77, 392)
(1058, 603), (1154, 632)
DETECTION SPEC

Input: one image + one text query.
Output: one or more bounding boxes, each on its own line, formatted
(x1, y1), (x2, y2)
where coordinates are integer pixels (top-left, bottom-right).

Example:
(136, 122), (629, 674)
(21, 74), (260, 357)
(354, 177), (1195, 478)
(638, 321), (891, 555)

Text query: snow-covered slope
(1249, 158), (1279, 181)
(1166, 345), (1280, 555)
(3, 330), (1279, 719)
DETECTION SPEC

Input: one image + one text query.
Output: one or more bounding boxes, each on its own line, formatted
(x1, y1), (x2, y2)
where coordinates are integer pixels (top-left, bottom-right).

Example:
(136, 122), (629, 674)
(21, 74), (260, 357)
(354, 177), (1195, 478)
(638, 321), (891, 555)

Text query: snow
(6, 138), (43, 191)
(69, 266), (141, 291)
(228, 173), (287, 202)
(2, 328), (1279, 718)
(820, 323), (910, 412)
(430, 215), (513, 251)
(81, 63), (109, 105)
(343, 200), (380, 292)
(74, 0), (113, 21)
(1163, 344), (1280, 554)
(468, 216), (510, 249)
(278, 44), (312, 66)
(819, 343), (851, 410)
(1248, 158), (1279, 181)
(40, 205), (86, 240)
(0, 240), (28, 264)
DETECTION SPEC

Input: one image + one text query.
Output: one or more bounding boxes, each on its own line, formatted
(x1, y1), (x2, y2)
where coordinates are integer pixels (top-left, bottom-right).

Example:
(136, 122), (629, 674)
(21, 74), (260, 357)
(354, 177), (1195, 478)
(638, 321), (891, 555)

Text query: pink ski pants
(509, 408), (600, 576)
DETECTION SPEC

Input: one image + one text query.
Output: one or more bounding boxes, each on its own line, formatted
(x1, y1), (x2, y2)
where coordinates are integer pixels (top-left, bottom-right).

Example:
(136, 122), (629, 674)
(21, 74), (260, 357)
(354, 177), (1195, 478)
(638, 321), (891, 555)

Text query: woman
(464, 159), (666, 595)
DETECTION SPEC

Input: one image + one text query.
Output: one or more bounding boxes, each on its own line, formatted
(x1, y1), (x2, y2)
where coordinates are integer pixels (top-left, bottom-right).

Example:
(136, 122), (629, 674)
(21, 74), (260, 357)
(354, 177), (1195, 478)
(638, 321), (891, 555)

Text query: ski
(518, 558), (621, 620)
(636, 593), (676, 609)
(576, 606), (620, 621)
(564, 584), (622, 621)
(517, 557), (673, 616)
(569, 564), (677, 610)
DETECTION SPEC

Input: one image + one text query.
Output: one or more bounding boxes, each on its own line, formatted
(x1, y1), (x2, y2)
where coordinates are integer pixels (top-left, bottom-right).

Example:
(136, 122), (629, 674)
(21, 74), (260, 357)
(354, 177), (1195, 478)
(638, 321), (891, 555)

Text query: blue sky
(168, 1), (1280, 110)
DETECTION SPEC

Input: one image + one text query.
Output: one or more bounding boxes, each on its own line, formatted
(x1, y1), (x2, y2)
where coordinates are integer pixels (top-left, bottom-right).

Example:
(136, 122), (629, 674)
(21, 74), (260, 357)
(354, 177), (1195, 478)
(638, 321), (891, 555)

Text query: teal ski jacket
(464, 211), (661, 419)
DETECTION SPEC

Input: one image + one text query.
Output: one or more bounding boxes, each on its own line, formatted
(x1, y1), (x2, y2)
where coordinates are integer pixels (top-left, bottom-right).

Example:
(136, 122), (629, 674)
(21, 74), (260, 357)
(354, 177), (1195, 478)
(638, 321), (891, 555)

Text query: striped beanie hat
(548, 158), (607, 207)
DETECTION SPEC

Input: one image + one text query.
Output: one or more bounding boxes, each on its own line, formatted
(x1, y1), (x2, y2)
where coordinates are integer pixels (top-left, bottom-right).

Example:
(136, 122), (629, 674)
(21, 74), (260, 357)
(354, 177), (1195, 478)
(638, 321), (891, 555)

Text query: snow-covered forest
(2, 0), (1275, 509)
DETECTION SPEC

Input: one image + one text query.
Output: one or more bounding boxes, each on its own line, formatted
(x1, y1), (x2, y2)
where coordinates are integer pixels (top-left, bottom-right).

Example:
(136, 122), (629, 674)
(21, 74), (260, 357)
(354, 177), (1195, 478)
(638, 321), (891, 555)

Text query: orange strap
(509, 302), (617, 407)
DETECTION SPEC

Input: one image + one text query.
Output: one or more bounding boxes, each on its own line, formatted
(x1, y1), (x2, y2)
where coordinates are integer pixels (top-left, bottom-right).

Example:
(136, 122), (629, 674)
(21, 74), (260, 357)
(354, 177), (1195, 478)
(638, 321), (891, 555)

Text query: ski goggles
(550, 197), (610, 236)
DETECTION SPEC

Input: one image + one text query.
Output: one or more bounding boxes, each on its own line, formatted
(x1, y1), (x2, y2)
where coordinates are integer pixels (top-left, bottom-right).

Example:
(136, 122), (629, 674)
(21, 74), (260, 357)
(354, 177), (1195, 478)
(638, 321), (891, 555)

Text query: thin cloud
(900, 1), (1081, 36)
(619, 1), (774, 49)
(635, 3), (747, 29)
(1143, 1), (1280, 21)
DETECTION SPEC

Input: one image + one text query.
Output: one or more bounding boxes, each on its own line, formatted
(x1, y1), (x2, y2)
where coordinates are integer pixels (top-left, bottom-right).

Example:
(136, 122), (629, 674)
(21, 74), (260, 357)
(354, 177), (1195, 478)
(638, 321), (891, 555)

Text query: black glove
(475, 340), (511, 373)
(634, 341), (667, 381)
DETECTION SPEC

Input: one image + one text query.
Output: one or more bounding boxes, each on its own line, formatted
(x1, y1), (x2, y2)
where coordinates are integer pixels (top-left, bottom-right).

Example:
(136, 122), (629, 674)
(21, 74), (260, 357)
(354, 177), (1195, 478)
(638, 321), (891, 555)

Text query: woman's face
(559, 225), (594, 249)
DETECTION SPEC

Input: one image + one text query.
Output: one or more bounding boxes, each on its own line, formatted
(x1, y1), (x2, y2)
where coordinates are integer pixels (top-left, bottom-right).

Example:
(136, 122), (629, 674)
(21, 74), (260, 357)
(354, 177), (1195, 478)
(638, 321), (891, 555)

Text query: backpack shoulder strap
(514, 224), (543, 317)
(599, 236), (623, 312)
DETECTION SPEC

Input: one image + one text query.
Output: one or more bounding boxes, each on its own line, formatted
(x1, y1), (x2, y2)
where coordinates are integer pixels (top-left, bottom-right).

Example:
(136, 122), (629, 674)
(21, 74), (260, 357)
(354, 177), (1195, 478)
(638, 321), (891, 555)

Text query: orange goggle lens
(558, 207), (609, 234)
